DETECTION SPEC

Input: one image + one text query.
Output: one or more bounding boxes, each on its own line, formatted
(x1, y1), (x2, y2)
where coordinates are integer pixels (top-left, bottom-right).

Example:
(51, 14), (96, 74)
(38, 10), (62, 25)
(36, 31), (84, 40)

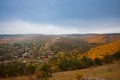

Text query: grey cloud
(0, 19), (120, 34)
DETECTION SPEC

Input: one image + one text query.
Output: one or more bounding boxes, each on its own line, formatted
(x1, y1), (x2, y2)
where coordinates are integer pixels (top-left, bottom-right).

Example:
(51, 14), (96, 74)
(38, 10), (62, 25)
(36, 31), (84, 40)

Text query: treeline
(50, 50), (120, 71)
(0, 62), (35, 77)
(0, 51), (120, 79)
(0, 62), (52, 79)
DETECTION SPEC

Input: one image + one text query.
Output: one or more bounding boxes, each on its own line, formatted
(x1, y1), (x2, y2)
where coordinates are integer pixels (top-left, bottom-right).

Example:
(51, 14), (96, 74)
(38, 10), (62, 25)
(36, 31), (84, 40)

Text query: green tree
(58, 58), (69, 71)
(94, 58), (102, 66)
(113, 51), (120, 60)
(0, 63), (5, 77)
(68, 57), (81, 70)
(24, 63), (36, 75)
(35, 63), (52, 79)
(80, 56), (93, 68)
(103, 55), (113, 64)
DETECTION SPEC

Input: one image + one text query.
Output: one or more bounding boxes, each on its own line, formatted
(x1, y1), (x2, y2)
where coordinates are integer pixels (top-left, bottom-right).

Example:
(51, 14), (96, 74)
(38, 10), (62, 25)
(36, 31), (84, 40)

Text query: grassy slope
(50, 62), (120, 80)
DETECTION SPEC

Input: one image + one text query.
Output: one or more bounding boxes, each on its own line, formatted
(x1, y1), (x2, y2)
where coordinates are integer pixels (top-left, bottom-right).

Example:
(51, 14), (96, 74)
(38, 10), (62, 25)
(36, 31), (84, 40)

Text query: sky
(0, 0), (120, 34)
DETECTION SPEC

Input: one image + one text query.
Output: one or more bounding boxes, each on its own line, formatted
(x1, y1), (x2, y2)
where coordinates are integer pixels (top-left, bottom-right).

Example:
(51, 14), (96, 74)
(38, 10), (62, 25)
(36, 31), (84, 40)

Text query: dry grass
(50, 62), (120, 80)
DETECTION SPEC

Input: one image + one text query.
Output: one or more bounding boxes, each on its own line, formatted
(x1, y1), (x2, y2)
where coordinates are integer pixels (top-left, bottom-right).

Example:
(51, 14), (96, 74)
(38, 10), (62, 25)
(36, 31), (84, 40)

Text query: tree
(24, 63), (36, 75)
(35, 63), (52, 79)
(80, 56), (93, 68)
(103, 55), (113, 64)
(94, 58), (102, 66)
(68, 57), (81, 70)
(0, 63), (5, 77)
(113, 51), (120, 60)
(58, 58), (69, 71)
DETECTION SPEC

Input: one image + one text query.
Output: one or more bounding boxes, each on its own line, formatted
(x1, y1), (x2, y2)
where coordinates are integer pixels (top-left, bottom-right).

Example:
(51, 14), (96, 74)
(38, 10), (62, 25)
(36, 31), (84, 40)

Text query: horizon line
(0, 32), (120, 35)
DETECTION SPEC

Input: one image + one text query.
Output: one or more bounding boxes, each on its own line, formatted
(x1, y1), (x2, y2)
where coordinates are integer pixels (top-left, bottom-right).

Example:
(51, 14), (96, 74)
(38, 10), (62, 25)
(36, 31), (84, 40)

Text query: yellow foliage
(86, 40), (120, 59)
(34, 71), (43, 79)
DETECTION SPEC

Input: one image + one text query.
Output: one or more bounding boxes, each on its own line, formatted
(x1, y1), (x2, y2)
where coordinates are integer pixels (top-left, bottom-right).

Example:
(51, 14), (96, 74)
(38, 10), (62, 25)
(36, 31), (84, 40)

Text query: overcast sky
(0, 0), (120, 34)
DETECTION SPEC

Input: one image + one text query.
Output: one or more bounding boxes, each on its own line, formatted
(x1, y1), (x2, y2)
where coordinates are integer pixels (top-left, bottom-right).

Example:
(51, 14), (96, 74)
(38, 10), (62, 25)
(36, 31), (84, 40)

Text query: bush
(94, 58), (102, 66)
(0, 62), (26, 77)
(113, 51), (120, 60)
(0, 63), (5, 77)
(103, 55), (113, 64)
(58, 58), (69, 71)
(57, 56), (94, 71)
(24, 63), (36, 75)
(68, 58), (81, 70)
(35, 71), (44, 79)
(35, 63), (52, 79)
(58, 57), (82, 71)
(80, 56), (93, 68)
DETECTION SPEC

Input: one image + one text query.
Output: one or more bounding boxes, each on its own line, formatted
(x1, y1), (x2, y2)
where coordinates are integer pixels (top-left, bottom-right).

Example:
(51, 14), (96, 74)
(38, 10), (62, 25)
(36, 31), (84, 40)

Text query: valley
(0, 33), (120, 80)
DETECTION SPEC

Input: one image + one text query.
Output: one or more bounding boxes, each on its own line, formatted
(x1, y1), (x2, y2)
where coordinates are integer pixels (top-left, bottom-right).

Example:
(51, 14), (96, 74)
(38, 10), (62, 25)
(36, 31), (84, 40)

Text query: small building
(22, 52), (28, 58)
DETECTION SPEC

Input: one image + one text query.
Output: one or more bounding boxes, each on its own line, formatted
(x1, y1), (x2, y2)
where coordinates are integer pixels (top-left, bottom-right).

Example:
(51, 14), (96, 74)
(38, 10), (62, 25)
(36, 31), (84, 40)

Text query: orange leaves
(86, 40), (120, 59)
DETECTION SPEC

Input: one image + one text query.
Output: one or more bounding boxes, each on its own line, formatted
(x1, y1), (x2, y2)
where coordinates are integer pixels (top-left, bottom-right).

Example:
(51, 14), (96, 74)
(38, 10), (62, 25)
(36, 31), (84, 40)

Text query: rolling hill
(0, 33), (120, 80)
(85, 34), (120, 43)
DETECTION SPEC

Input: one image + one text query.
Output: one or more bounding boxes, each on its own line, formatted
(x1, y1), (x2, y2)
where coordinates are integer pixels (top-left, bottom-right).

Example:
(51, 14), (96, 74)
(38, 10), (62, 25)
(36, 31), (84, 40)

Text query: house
(22, 52), (29, 58)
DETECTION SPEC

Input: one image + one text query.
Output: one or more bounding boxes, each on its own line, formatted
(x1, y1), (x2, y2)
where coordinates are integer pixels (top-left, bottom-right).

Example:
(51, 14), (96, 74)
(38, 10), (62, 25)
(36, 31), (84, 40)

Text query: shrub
(35, 71), (44, 79)
(35, 63), (52, 79)
(80, 56), (93, 68)
(75, 72), (85, 80)
(24, 63), (36, 75)
(113, 51), (120, 60)
(94, 58), (102, 66)
(58, 58), (69, 71)
(103, 55), (113, 64)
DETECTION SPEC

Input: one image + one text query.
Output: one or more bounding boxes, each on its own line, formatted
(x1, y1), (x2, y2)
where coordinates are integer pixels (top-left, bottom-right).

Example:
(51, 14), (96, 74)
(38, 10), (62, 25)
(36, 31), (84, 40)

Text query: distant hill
(59, 34), (97, 39)
(84, 33), (120, 43)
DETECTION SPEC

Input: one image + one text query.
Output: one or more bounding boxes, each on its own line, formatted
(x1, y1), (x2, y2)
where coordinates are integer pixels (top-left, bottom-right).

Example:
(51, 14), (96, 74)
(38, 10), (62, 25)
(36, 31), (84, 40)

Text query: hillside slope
(85, 39), (120, 59)
(50, 62), (120, 80)
(85, 34), (120, 43)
